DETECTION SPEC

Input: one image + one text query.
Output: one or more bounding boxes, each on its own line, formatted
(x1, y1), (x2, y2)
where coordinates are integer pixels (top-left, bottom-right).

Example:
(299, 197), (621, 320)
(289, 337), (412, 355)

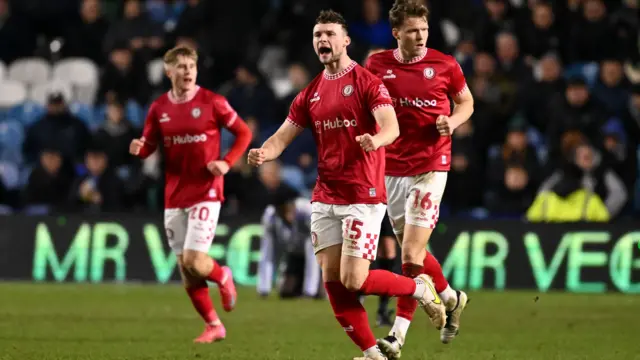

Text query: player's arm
(258, 121), (304, 162)
(371, 105), (400, 147)
(448, 86), (474, 130)
(216, 97), (253, 166)
(131, 103), (160, 158)
(358, 81), (398, 152)
(437, 60), (474, 136)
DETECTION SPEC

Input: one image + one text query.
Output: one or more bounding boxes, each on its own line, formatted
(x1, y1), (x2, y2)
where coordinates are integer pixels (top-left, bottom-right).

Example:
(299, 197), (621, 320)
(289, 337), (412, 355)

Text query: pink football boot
(218, 266), (237, 312)
(194, 324), (226, 343)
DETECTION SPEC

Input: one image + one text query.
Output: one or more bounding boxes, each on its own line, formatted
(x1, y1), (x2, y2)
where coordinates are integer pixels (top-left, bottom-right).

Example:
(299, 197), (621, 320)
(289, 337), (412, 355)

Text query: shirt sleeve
(213, 95), (239, 128)
(286, 91), (310, 128)
(364, 77), (393, 114)
(447, 58), (469, 98)
(139, 102), (160, 158)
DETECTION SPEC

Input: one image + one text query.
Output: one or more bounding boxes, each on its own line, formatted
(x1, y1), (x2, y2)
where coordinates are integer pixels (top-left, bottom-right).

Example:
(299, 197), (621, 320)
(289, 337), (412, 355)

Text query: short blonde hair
(163, 46), (198, 66)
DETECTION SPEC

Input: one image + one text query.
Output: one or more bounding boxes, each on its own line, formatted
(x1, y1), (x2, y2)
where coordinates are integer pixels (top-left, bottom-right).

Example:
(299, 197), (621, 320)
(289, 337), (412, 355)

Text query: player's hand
(247, 148), (266, 166)
(436, 115), (453, 136)
(129, 137), (145, 156)
(207, 160), (230, 176)
(356, 133), (380, 152)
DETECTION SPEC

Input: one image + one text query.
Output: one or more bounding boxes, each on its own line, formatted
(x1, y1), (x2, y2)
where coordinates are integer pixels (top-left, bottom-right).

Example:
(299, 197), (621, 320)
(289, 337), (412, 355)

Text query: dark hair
(389, 0), (429, 29)
(316, 9), (348, 33)
(272, 185), (299, 208)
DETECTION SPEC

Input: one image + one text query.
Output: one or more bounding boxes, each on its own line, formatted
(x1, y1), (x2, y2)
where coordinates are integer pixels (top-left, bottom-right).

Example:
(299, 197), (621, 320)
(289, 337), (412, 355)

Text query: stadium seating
(52, 58), (100, 105)
(7, 58), (51, 86)
(147, 58), (165, 86)
(29, 80), (74, 106)
(0, 80), (28, 109)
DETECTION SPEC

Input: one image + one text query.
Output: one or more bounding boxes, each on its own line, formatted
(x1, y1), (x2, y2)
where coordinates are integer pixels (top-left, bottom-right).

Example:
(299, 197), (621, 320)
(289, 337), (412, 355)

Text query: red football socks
(186, 284), (219, 324)
(358, 269), (416, 297)
(396, 263), (423, 321)
(206, 260), (225, 285)
(423, 251), (449, 293)
(325, 281), (377, 351)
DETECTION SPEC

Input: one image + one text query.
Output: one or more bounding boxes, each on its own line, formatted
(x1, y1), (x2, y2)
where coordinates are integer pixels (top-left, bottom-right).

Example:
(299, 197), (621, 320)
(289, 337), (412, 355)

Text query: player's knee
(340, 269), (367, 292)
(182, 251), (208, 277)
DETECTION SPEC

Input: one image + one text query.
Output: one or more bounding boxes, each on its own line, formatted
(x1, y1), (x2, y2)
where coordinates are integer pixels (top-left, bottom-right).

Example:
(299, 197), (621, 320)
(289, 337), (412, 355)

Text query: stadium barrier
(0, 215), (638, 293)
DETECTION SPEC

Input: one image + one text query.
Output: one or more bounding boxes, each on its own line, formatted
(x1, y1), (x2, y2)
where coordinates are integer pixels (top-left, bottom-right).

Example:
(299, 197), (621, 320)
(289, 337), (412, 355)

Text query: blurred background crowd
(0, 0), (638, 221)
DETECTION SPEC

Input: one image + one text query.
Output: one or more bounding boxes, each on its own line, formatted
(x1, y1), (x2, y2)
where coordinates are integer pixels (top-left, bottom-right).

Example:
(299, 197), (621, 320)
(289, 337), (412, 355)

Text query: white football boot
(440, 290), (469, 344)
(414, 274), (446, 330)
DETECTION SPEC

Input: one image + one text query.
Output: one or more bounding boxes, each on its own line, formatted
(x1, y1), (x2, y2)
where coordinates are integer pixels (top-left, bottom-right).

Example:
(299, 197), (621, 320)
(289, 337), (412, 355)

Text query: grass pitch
(0, 283), (638, 360)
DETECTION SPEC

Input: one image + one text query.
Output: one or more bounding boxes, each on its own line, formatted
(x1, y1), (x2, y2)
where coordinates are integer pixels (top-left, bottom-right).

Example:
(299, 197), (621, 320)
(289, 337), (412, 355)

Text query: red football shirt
(139, 87), (250, 208)
(286, 60), (393, 205)
(365, 48), (468, 176)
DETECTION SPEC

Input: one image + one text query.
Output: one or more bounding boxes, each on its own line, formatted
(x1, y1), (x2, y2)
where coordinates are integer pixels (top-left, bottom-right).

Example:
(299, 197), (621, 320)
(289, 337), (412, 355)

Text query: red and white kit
(286, 60), (393, 260)
(139, 86), (250, 254)
(366, 48), (468, 233)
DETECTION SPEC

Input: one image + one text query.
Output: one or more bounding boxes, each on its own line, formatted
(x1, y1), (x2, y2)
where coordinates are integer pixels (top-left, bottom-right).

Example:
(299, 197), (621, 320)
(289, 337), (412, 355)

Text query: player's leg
(337, 204), (443, 325)
(181, 202), (236, 343)
(181, 201), (236, 311)
(311, 203), (384, 360)
(165, 208), (224, 343)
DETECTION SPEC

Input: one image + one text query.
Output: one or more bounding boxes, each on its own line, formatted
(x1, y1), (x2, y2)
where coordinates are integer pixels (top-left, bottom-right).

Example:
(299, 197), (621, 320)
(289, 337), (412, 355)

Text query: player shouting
(248, 10), (443, 360)
(365, 0), (474, 357)
(130, 46), (252, 343)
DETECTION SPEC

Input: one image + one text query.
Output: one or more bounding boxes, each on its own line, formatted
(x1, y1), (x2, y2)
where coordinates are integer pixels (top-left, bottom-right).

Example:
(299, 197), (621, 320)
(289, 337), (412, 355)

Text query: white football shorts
(164, 201), (222, 254)
(310, 202), (387, 261)
(385, 171), (448, 234)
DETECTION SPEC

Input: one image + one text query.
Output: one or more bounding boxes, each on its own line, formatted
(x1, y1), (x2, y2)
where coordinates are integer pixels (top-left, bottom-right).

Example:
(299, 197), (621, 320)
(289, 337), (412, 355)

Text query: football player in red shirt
(248, 10), (444, 360)
(130, 46), (252, 343)
(365, 0), (474, 356)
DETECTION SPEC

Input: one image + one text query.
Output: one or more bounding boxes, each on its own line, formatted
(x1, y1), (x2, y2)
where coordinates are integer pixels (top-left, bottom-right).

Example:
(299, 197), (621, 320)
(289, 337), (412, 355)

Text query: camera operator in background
(257, 185), (321, 299)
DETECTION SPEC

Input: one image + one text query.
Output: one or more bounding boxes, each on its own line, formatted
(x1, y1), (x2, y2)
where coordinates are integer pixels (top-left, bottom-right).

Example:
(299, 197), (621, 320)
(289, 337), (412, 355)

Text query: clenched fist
(247, 148), (266, 166)
(129, 137), (145, 155)
(356, 133), (381, 152)
(207, 160), (230, 176)
(436, 115), (453, 136)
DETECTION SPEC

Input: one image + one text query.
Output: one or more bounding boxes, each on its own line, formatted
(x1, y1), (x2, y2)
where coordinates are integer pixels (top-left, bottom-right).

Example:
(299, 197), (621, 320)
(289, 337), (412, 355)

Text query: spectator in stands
(566, 0), (616, 63)
(24, 148), (73, 210)
(223, 154), (277, 216)
(63, 0), (110, 65)
(546, 77), (608, 170)
(485, 119), (540, 216)
(23, 92), (90, 164)
(93, 101), (137, 167)
(350, 0), (394, 49)
(103, 0), (164, 54)
(592, 58), (631, 117)
(532, 135), (628, 221)
(628, 85), (640, 129)
(97, 44), (150, 105)
(524, 53), (565, 133)
(518, 1), (563, 62)
(223, 63), (277, 127)
(173, 0), (206, 38)
(69, 145), (126, 213)
(601, 118), (637, 198)
(474, 0), (515, 53)
(0, 0), (36, 64)
(611, 0), (639, 62)
(497, 31), (532, 83)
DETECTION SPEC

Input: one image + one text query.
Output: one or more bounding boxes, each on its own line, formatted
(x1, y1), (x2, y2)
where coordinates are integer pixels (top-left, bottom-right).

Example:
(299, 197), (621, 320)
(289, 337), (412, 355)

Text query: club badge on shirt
(342, 85), (354, 97)
(191, 107), (201, 118)
(369, 188), (376, 197)
(424, 67), (435, 79)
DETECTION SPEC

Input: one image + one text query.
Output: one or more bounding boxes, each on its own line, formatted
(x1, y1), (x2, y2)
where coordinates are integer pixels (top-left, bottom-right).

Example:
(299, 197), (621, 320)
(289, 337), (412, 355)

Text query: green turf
(0, 283), (638, 360)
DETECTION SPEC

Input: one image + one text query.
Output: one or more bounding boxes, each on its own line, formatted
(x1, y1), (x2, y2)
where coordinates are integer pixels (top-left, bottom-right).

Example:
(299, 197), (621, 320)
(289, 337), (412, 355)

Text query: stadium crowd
(0, 0), (638, 220)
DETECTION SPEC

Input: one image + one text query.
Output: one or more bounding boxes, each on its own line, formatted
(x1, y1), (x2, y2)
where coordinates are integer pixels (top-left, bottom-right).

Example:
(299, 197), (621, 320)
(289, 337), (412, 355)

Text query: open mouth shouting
(317, 45), (332, 58)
